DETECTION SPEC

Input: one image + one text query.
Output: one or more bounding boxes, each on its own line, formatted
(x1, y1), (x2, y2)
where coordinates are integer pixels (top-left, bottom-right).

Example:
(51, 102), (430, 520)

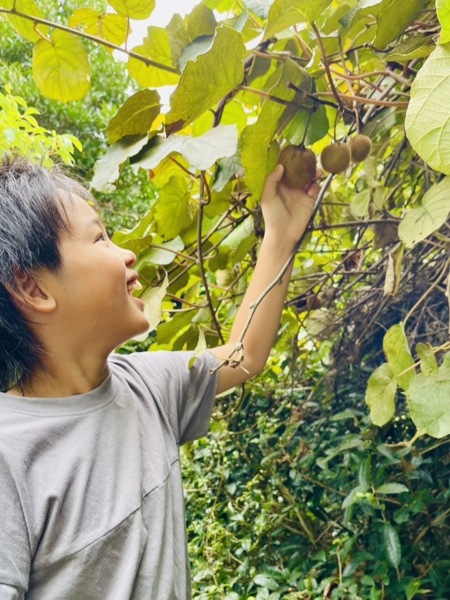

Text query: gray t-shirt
(0, 350), (219, 600)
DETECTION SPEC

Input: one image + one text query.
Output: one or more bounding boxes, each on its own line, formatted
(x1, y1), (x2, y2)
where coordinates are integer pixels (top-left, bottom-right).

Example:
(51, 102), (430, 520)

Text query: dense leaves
(1, 0), (449, 596)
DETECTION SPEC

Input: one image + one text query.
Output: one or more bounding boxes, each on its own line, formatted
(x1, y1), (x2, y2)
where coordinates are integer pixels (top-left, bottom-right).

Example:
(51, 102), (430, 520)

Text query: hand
(260, 164), (321, 247)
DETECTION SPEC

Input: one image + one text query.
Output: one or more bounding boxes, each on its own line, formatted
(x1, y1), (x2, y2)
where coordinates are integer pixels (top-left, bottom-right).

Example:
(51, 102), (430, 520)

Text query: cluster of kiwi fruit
(278, 134), (372, 188)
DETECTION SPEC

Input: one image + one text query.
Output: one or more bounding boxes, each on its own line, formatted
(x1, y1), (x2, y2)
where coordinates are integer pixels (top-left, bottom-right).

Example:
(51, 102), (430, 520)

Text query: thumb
(263, 164), (284, 199)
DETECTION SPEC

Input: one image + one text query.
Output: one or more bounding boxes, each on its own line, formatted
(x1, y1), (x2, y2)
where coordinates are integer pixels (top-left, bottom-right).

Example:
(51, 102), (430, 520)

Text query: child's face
(42, 193), (149, 352)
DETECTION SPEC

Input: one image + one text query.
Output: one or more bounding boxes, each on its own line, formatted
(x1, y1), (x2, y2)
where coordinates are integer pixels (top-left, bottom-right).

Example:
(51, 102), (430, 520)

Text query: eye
(95, 232), (108, 243)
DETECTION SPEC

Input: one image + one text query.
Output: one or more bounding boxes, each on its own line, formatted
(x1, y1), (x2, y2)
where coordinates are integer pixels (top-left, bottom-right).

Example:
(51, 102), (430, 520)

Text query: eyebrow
(87, 216), (104, 229)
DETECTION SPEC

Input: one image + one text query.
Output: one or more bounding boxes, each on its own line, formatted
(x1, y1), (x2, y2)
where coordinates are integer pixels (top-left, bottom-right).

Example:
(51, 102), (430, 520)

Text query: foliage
(2, 0), (450, 596)
(0, 86), (81, 164)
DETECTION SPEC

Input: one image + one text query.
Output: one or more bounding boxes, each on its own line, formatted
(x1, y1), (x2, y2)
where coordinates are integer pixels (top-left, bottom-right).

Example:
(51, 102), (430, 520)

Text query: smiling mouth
(127, 279), (143, 295)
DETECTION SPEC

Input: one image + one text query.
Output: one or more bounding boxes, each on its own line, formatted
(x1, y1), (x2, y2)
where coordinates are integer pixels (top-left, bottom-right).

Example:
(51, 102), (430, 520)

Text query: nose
(115, 243), (136, 268)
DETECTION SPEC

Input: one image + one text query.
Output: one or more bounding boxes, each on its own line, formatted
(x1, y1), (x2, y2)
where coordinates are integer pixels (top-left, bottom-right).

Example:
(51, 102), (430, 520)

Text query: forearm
(212, 164), (319, 394)
(213, 233), (297, 393)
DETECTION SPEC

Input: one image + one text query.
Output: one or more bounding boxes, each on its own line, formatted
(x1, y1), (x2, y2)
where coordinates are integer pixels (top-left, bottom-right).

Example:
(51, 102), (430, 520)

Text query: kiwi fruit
(278, 144), (317, 188)
(320, 142), (351, 174)
(349, 134), (372, 163)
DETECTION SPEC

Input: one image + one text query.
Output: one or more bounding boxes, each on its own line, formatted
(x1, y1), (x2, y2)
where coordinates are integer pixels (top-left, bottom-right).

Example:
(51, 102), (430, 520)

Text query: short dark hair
(0, 154), (90, 391)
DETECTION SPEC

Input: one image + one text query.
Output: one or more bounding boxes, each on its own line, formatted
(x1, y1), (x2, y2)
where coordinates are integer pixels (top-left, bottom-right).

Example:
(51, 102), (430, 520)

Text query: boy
(0, 154), (319, 599)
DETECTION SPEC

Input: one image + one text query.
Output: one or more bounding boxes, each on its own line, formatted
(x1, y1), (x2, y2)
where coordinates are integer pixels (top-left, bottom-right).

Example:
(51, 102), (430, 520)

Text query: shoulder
(108, 350), (219, 386)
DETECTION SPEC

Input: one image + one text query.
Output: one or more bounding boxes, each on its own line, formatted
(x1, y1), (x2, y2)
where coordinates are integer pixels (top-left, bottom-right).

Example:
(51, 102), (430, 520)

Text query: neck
(12, 351), (111, 399)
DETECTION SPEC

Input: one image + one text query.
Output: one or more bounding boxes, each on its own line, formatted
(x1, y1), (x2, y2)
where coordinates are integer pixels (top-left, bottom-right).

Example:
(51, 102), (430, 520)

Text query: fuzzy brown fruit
(278, 145), (316, 188)
(349, 134), (372, 163)
(320, 142), (351, 174)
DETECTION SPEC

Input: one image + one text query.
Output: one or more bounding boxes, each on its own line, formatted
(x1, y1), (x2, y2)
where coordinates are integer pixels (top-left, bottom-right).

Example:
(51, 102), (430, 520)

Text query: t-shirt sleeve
(0, 455), (30, 597)
(110, 350), (220, 445)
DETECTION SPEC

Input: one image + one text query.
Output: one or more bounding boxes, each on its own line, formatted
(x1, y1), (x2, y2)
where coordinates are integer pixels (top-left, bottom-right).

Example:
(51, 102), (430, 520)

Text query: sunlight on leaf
(405, 45), (450, 175)
(398, 176), (450, 247)
(33, 30), (90, 102)
(365, 363), (397, 426)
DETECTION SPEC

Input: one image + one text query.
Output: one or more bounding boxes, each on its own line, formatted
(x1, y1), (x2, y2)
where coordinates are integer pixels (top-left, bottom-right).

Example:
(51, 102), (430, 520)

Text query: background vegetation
(1, 0), (449, 597)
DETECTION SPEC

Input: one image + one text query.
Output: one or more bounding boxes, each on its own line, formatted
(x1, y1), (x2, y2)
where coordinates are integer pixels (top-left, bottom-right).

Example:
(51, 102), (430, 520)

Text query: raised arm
(212, 164), (320, 395)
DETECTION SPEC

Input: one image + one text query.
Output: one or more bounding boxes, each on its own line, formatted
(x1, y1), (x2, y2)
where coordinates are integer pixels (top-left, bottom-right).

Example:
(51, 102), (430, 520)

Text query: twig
(0, 8), (178, 74)
(311, 22), (345, 113)
(198, 173), (225, 344)
(404, 258), (450, 327)
(316, 91), (408, 108)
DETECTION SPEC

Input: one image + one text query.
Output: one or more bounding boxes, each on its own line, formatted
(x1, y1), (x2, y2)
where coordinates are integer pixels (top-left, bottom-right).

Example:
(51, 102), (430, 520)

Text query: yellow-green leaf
(365, 363), (397, 426)
(133, 274), (169, 341)
(106, 90), (161, 144)
(32, 30), (90, 102)
(416, 343), (439, 376)
(167, 25), (245, 126)
(5, 0), (48, 42)
(398, 176), (450, 248)
(383, 323), (415, 391)
(437, 0), (450, 45)
(167, 4), (217, 68)
(108, 0), (154, 20)
(350, 189), (371, 219)
(405, 45), (450, 175)
(128, 26), (179, 88)
(265, 0), (332, 38)
(154, 176), (194, 239)
(374, 0), (426, 49)
(386, 36), (434, 63)
(69, 9), (128, 46)
(241, 59), (308, 203)
(407, 359), (450, 438)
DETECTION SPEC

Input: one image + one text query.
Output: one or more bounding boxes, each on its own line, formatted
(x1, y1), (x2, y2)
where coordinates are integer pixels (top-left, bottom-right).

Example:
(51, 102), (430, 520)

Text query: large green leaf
(32, 30), (90, 102)
(365, 363), (397, 426)
(107, 0), (154, 19)
(241, 58), (309, 202)
(398, 176), (450, 248)
(407, 358), (450, 438)
(4, 0), (48, 42)
(437, 0), (450, 45)
(167, 25), (245, 126)
(106, 90), (161, 144)
(167, 4), (217, 68)
(132, 125), (238, 172)
(374, 0), (426, 49)
(128, 26), (180, 88)
(264, 0), (332, 38)
(405, 45), (450, 175)
(383, 324), (415, 390)
(91, 135), (149, 191)
(69, 9), (127, 46)
(154, 176), (194, 239)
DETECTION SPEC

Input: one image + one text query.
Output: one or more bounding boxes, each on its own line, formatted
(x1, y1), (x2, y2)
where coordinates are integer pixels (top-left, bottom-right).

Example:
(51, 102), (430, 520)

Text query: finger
(262, 164), (284, 199)
(272, 163), (284, 182)
(307, 182), (320, 199)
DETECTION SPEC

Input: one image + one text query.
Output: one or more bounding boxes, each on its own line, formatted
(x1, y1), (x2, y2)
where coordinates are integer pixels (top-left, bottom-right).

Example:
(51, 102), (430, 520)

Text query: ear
(12, 269), (57, 314)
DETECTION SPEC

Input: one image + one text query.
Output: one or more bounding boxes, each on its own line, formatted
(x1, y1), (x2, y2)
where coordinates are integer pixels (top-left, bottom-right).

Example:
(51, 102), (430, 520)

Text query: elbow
(244, 355), (267, 380)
